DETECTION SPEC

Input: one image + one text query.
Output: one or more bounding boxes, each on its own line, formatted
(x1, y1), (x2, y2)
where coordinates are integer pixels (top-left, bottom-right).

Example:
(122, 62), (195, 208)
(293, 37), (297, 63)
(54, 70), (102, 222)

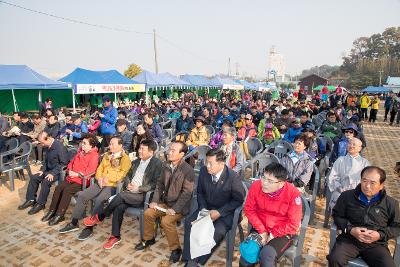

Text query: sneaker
(103, 236), (121, 250)
(59, 223), (79, 234)
(78, 227), (93, 241)
(83, 214), (102, 227)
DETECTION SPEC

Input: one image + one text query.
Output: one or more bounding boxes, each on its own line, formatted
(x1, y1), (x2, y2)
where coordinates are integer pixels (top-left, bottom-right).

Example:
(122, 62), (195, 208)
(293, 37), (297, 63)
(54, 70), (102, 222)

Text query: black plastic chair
(0, 141), (32, 191)
(205, 125), (215, 136)
(245, 137), (264, 159)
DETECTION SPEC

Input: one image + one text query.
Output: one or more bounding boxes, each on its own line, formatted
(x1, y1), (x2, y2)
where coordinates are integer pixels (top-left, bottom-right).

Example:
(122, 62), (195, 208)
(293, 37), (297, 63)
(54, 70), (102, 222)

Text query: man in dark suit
(182, 148), (245, 266)
(18, 131), (68, 214)
(81, 139), (162, 249)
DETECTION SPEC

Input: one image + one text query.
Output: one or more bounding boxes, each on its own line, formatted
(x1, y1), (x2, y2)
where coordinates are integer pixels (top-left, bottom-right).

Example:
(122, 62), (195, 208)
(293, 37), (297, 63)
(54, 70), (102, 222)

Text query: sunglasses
(344, 130), (354, 134)
(245, 118), (252, 120)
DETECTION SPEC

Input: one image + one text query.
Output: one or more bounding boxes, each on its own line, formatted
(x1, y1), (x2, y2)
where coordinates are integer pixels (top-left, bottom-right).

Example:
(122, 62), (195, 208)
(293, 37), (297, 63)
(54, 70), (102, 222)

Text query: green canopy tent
(0, 65), (72, 114)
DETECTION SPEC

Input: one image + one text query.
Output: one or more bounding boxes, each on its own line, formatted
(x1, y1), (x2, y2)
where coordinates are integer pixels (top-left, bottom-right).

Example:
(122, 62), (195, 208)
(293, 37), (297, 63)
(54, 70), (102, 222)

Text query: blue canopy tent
(361, 86), (391, 93)
(60, 67), (144, 111)
(209, 77), (244, 90)
(159, 73), (191, 87)
(236, 79), (258, 90)
(0, 64), (70, 113)
(180, 74), (215, 87)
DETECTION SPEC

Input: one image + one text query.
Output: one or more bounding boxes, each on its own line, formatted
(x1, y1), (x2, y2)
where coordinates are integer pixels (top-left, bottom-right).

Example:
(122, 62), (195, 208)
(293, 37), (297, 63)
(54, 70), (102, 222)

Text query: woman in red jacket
(42, 134), (100, 226)
(240, 163), (302, 267)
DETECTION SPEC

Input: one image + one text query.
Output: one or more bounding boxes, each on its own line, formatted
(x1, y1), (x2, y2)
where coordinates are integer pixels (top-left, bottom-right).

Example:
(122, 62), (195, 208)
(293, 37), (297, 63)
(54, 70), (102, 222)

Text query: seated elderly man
(18, 131), (68, 214)
(239, 163), (302, 267)
(182, 148), (245, 266)
(328, 166), (400, 267)
(280, 134), (313, 191)
(327, 138), (370, 211)
(220, 127), (245, 175)
(135, 141), (195, 264)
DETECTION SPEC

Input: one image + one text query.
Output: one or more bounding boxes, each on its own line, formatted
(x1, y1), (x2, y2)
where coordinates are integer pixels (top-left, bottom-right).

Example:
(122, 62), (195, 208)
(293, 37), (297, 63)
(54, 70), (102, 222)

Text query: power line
(0, 0), (152, 35)
(0, 1), (224, 67)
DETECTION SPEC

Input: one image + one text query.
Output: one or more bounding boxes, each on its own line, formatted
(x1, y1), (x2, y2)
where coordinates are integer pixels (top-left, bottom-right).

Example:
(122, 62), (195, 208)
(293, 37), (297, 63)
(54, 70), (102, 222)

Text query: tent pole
(114, 90), (117, 106)
(72, 88), (76, 113)
(11, 89), (17, 112)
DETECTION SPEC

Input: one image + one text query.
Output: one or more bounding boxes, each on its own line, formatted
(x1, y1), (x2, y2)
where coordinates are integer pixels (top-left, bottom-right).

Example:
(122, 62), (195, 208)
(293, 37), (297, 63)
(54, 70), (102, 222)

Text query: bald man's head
(347, 137), (363, 156)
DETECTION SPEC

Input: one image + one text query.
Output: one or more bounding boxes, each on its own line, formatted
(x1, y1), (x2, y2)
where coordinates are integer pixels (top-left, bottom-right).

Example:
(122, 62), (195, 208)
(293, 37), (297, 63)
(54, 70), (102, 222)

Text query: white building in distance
(268, 46), (286, 82)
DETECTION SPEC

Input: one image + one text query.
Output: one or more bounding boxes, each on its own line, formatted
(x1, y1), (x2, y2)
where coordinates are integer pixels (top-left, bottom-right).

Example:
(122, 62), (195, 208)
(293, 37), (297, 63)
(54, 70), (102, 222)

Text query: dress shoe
(184, 260), (199, 267)
(18, 200), (36, 210)
(48, 215), (65, 226)
(169, 248), (182, 263)
(28, 203), (45, 215)
(134, 238), (156, 250)
(41, 210), (55, 222)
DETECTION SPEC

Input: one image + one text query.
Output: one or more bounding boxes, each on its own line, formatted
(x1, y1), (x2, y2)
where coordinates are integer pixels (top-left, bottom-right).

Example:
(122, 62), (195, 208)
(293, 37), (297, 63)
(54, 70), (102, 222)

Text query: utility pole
(227, 57), (231, 76)
(153, 29), (159, 74)
(379, 70), (383, 86)
(235, 62), (239, 77)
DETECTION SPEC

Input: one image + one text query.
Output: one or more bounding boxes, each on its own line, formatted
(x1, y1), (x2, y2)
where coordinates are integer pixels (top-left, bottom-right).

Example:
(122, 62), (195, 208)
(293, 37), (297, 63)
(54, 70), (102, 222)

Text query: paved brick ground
(0, 111), (399, 267)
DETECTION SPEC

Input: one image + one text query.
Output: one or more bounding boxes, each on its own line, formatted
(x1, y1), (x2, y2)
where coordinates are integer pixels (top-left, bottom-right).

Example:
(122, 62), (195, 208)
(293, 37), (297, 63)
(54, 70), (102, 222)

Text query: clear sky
(1, 0), (399, 79)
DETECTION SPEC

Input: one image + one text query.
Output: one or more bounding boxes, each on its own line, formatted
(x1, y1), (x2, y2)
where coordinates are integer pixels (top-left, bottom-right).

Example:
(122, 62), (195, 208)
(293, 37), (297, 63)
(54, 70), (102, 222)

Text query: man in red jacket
(240, 162), (302, 267)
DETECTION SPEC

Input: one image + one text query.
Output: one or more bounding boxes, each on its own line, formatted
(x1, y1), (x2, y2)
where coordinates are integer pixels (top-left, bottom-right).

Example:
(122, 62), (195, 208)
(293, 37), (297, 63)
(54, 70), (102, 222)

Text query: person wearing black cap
(99, 95), (118, 151)
(330, 123), (361, 163)
(116, 119), (132, 152)
(186, 116), (210, 151)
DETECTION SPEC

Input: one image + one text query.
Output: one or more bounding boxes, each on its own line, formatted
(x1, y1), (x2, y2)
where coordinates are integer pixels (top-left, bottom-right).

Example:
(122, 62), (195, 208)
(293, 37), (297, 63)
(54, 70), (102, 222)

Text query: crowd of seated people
(0, 89), (397, 267)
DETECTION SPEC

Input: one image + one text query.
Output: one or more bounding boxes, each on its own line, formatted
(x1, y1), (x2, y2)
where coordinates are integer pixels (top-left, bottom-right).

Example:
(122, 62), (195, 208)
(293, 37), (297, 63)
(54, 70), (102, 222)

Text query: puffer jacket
(186, 126), (210, 147)
(237, 123), (257, 141)
(99, 105), (118, 135)
(280, 151), (314, 187)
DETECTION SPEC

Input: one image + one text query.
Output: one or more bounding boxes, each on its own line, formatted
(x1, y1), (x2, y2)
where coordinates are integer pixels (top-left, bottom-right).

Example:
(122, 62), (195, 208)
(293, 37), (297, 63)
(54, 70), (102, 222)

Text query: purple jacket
(210, 130), (223, 148)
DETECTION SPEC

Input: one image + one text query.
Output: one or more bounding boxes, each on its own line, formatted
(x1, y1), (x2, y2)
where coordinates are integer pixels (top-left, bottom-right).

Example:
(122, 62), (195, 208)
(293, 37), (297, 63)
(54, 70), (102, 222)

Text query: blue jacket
(283, 127), (303, 143)
(100, 106), (118, 135)
(149, 122), (164, 143)
(71, 121), (89, 139)
(216, 114), (234, 127)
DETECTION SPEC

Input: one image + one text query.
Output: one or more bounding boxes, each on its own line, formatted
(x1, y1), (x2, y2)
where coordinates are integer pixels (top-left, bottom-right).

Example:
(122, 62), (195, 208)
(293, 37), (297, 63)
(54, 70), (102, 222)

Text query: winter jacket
(117, 130), (133, 152)
(221, 142), (245, 174)
(41, 140), (69, 179)
(175, 116), (194, 133)
(360, 95), (371, 109)
(99, 105), (118, 135)
(66, 147), (100, 186)
(152, 160), (195, 216)
(280, 151), (313, 187)
(216, 114), (234, 127)
(320, 120), (342, 139)
(237, 123), (258, 141)
(148, 122), (164, 143)
(186, 126), (210, 147)
(210, 130), (223, 149)
(333, 185), (400, 246)
(283, 126), (303, 143)
(71, 121), (89, 139)
(244, 181), (302, 238)
(44, 122), (60, 139)
(257, 120), (281, 145)
(95, 151), (132, 187)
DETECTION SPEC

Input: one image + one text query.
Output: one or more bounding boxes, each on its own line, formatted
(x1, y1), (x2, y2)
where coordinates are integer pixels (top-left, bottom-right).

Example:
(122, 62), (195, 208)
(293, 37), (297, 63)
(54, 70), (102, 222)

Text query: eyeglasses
(261, 177), (280, 184)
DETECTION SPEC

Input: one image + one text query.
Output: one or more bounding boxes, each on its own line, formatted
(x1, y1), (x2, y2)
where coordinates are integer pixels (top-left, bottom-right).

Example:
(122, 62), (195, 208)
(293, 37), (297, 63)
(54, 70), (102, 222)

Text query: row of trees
(336, 26), (400, 90)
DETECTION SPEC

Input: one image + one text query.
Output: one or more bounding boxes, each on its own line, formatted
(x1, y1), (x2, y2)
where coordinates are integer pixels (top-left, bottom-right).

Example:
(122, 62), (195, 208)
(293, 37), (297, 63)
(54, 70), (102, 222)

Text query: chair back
(270, 140), (293, 159)
(246, 137), (263, 158)
(2, 138), (19, 153)
(253, 152), (280, 177)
